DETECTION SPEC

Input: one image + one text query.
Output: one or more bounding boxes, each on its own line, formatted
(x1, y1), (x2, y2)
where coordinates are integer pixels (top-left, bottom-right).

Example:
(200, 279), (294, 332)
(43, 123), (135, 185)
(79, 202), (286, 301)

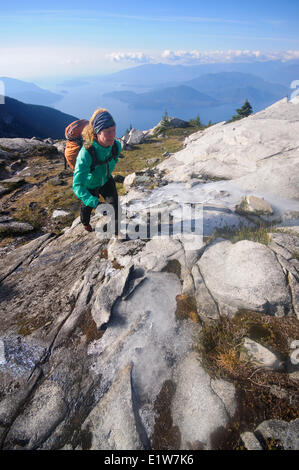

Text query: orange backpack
(64, 119), (120, 174)
(64, 119), (89, 170)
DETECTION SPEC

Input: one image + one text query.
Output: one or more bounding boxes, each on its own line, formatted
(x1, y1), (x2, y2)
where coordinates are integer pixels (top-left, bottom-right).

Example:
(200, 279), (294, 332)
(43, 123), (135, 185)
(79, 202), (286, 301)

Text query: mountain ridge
(95, 60), (299, 87)
(0, 96), (78, 139)
(0, 77), (63, 106)
(102, 72), (289, 112)
(103, 84), (219, 109)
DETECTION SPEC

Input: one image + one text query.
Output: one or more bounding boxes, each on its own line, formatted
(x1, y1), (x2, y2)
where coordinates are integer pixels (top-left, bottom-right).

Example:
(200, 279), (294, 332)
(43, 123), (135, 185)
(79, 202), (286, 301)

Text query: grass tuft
(196, 310), (299, 449)
(211, 223), (271, 245)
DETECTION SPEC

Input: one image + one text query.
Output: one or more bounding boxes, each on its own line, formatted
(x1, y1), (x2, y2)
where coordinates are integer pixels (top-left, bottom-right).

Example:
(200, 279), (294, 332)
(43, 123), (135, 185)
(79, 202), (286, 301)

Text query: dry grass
(211, 223), (271, 245)
(215, 348), (240, 374)
(175, 294), (200, 323)
(196, 310), (299, 449)
(115, 125), (201, 180)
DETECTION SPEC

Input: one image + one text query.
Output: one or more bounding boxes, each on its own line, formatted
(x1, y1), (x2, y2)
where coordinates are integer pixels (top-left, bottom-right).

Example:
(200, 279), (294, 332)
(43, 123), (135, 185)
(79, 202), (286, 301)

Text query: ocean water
(43, 79), (238, 137)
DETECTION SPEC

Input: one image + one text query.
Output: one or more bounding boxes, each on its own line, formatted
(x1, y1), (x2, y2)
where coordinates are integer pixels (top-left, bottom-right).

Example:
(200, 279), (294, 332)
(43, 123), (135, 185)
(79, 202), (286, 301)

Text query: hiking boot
(83, 224), (93, 232)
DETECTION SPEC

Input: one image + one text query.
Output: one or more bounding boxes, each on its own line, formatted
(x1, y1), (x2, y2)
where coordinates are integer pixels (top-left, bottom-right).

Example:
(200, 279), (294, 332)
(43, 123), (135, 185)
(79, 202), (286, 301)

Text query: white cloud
(106, 52), (152, 64)
(1, 45), (299, 80)
(161, 49), (299, 64)
(282, 50), (299, 61)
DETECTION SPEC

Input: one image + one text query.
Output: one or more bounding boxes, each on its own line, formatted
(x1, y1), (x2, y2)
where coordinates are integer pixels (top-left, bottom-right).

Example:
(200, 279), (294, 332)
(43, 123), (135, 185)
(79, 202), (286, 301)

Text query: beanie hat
(93, 111), (115, 134)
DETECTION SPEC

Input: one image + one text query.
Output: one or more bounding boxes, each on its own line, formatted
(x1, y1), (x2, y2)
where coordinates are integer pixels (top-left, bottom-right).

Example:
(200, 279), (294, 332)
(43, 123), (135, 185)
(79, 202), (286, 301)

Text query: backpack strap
(86, 145), (98, 172)
(86, 141), (119, 177)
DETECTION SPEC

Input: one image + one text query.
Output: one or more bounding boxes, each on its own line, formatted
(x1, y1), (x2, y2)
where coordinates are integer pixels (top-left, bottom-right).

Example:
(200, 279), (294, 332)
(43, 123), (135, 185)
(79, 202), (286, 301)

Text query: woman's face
(96, 126), (116, 147)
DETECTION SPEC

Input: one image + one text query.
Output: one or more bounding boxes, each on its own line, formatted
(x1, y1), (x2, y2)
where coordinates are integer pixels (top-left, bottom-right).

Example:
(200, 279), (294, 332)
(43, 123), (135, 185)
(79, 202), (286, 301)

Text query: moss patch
(211, 223), (271, 245)
(17, 311), (51, 336)
(175, 294), (200, 323)
(78, 309), (104, 344)
(161, 259), (181, 279)
(196, 311), (299, 449)
(151, 380), (181, 450)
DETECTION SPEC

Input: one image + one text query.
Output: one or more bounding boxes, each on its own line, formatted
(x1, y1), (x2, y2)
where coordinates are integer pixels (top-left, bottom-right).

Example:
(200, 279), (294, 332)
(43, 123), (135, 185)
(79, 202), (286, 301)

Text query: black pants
(80, 177), (119, 234)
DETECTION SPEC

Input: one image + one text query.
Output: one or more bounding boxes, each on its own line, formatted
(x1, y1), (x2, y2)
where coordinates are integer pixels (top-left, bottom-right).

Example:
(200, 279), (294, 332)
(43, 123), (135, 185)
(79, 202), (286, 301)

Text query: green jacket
(73, 140), (121, 208)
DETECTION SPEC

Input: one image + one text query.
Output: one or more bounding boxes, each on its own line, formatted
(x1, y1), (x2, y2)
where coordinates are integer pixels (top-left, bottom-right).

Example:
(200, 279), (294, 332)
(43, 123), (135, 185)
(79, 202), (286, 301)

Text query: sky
(1, 0), (299, 79)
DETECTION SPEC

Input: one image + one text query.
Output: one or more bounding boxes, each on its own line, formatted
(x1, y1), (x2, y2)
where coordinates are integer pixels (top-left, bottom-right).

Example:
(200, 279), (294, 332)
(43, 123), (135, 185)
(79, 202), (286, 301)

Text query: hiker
(72, 108), (121, 234)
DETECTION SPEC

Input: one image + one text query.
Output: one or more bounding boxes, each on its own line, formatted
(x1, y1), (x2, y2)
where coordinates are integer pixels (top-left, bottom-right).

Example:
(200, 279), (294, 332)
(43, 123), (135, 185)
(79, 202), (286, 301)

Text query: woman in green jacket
(73, 108), (121, 234)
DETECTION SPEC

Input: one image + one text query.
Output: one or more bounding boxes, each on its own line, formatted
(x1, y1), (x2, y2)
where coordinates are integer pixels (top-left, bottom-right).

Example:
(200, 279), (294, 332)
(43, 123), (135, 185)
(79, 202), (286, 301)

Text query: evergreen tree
(162, 109), (169, 122)
(227, 99), (253, 123)
(236, 99), (253, 118)
(157, 109), (171, 134)
(189, 114), (201, 127)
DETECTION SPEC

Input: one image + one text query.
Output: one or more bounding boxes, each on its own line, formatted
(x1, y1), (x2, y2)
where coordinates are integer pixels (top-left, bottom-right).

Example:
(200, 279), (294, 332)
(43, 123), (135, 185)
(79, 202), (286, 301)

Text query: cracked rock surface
(0, 97), (299, 450)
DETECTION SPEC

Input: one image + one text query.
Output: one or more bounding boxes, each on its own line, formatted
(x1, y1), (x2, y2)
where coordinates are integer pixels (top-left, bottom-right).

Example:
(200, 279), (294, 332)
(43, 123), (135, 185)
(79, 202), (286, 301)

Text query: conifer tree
(158, 109), (171, 133)
(189, 114), (201, 127)
(227, 99), (253, 123)
(236, 99), (253, 118)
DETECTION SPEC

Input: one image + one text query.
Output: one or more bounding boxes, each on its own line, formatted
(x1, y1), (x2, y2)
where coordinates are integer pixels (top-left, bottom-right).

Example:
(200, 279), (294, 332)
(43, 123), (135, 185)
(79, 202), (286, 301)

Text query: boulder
(124, 128), (145, 146)
(240, 432), (263, 450)
(166, 117), (189, 129)
(240, 337), (284, 371)
(123, 172), (136, 189)
(156, 98), (299, 206)
(51, 210), (70, 219)
(235, 195), (274, 216)
(91, 264), (134, 329)
(80, 364), (145, 450)
(5, 380), (67, 450)
(0, 138), (56, 154)
(171, 352), (235, 450)
(53, 141), (66, 153)
(146, 117), (189, 137)
(255, 419), (299, 450)
(197, 239), (292, 316)
(146, 158), (160, 166)
(241, 419), (299, 450)
(0, 218), (34, 234)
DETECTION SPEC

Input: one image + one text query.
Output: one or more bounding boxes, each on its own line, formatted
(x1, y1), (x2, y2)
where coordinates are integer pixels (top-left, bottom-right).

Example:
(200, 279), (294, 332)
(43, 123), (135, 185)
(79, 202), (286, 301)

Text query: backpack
(64, 119), (119, 175)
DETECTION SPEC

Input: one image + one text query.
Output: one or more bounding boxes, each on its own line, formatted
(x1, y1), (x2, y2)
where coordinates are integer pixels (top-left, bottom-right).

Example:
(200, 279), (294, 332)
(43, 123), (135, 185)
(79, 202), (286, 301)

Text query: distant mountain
(98, 60), (299, 88)
(103, 85), (219, 109)
(98, 63), (207, 85)
(0, 77), (62, 106)
(0, 96), (78, 139)
(184, 72), (288, 106)
(103, 72), (288, 114)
